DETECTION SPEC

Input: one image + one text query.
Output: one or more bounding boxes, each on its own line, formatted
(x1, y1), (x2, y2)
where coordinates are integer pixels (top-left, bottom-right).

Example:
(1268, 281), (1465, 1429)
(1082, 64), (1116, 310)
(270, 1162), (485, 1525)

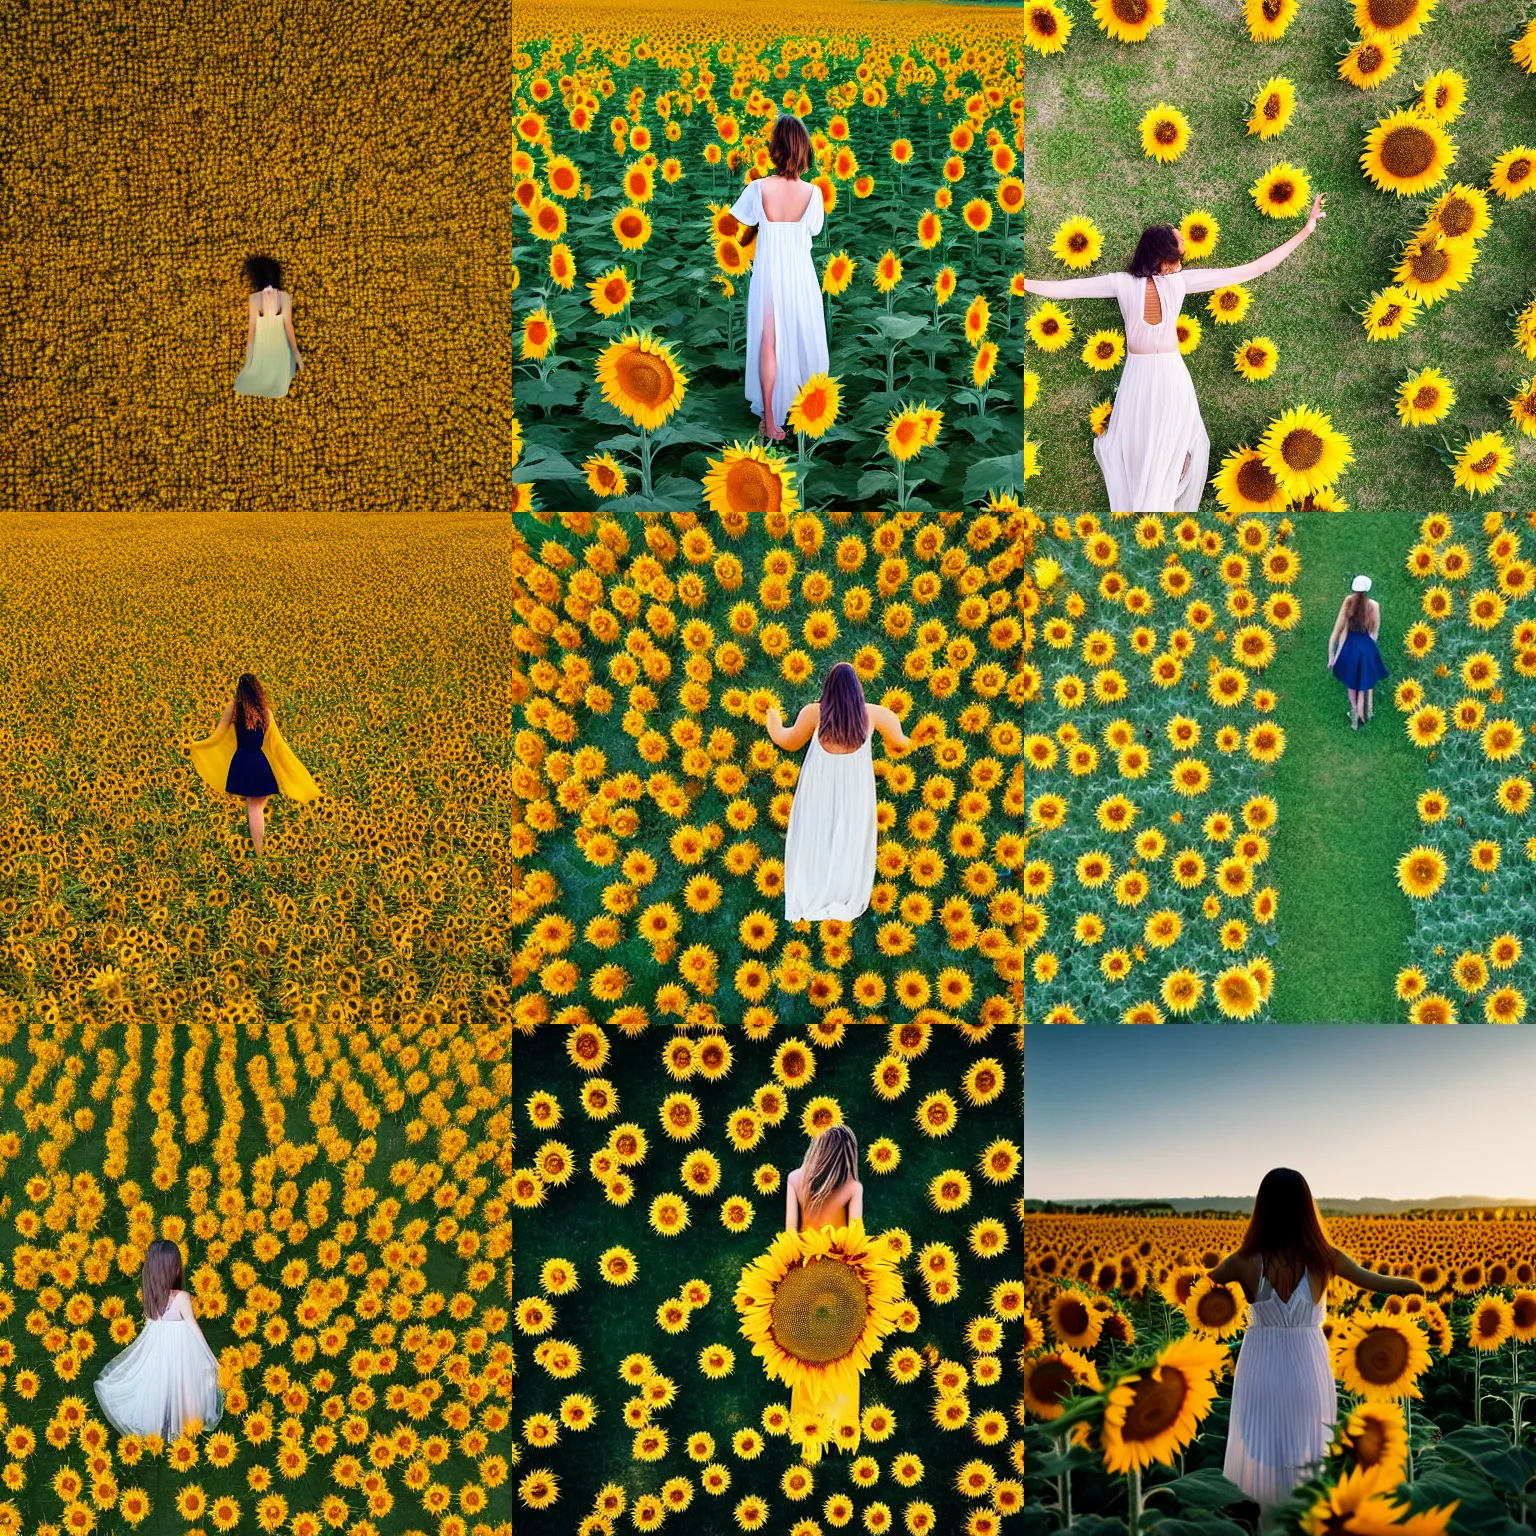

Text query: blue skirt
(1333, 631), (1388, 692)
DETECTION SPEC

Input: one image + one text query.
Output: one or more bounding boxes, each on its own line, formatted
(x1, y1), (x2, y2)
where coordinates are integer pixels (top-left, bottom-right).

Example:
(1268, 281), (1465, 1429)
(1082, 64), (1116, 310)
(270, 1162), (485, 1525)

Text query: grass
(1023, 0), (1536, 510)
(1267, 512), (1427, 1021)
(511, 1023), (1021, 1531)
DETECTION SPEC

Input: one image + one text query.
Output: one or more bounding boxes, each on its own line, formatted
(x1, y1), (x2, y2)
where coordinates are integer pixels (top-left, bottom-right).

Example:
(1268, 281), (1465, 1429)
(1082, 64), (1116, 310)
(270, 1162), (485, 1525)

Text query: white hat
(1351, 574), (1372, 592)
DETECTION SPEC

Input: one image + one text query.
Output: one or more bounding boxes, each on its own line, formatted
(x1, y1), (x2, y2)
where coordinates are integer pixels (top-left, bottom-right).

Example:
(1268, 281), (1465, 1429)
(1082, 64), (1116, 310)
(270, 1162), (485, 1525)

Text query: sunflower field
(1026, 1211), (1536, 1535)
(1023, 0), (1536, 511)
(0, 1), (510, 515)
(1023, 510), (1308, 1024)
(500, 511), (1027, 1035)
(1389, 510), (1536, 1023)
(0, 514), (513, 1536)
(511, 2), (1026, 513)
(511, 1019), (1024, 1533)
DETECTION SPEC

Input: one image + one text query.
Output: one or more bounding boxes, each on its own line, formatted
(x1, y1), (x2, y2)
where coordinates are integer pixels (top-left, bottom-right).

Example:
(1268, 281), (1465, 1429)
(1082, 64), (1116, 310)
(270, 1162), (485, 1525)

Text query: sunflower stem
(1406, 1394), (1414, 1482)
(1513, 1339), (1522, 1448)
(1476, 1348), (1483, 1428)
(895, 454), (906, 511)
(1126, 1464), (1141, 1536)
(1058, 1463), (1073, 1527)
(641, 429), (654, 499)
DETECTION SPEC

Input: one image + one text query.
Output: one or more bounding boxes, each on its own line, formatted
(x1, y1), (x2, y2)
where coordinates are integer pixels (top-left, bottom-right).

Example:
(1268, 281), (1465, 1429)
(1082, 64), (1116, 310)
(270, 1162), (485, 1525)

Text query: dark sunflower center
(1264, 94), (1282, 119)
(1434, 86), (1449, 109)
(1382, 125), (1436, 179)
(1189, 223), (1208, 241)
(1411, 248), (1449, 281)
(1478, 1309), (1504, 1338)
(1438, 199), (1473, 234)
(1197, 1290), (1237, 1327)
(1514, 1299), (1536, 1330)
(1509, 158), (1534, 184)
(1154, 120), (1178, 144)
(1268, 179), (1294, 203)
(1112, 0), (1149, 20)
(1354, 1420), (1387, 1465)
(1246, 346), (1267, 365)
(1031, 1358), (1074, 1405)
(771, 1257), (869, 1363)
(1471, 452), (1499, 475)
(1262, 0), (1284, 16)
(1042, 318), (1059, 334)
(1032, 7), (1059, 33)
(1096, 341), (1114, 358)
(1368, 0), (1418, 26)
(1282, 428), (1325, 469)
(1356, 1327), (1410, 1384)
(1359, 45), (1384, 71)
(1413, 386), (1439, 409)
(1380, 305), (1402, 327)
(1069, 231), (1088, 250)
(1122, 1366), (1190, 1441)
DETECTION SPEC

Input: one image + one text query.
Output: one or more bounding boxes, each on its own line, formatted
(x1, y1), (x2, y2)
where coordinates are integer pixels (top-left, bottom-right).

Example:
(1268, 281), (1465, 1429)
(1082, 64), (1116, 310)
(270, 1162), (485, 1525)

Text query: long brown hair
(768, 114), (812, 178)
(1236, 1168), (1337, 1281)
(798, 1125), (858, 1219)
(818, 662), (869, 750)
(143, 1239), (185, 1320)
(1345, 591), (1371, 633)
(235, 672), (271, 731)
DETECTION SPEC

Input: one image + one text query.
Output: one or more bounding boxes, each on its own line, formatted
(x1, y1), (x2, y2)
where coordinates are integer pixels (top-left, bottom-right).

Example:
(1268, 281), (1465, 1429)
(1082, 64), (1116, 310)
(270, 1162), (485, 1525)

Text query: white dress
(94, 1290), (224, 1440)
(1224, 1260), (1336, 1505)
(782, 728), (877, 922)
(729, 178), (829, 429)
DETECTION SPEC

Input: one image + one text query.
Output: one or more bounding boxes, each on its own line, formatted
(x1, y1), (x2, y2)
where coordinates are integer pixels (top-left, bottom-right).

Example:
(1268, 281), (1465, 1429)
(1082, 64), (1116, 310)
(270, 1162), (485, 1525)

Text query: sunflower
(1395, 367), (1455, 427)
(1396, 845), (1447, 898)
(1092, 0), (1167, 44)
(1023, 1348), (1102, 1421)
(972, 341), (999, 389)
(1339, 35), (1402, 89)
(1213, 964), (1262, 1019)
(1207, 284), (1252, 324)
(964, 294), (991, 346)
(1510, 379), (1536, 439)
(587, 265), (634, 318)
(1452, 433), (1514, 496)
(1393, 235), (1475, 305)
(1024, 1), (1073, 54)
(873, 250), (904, 293)
(1333, 1312), (1432, 1401)
(884, 408), (927, 463)
(1090, 399), (1114, 436)
(1355, 0), (1436, 44)
(1361, 109), (1456, 196)
(520, 308), (558, 360)
(1183, 1278), (1248, 1339)
(1048, 1290), (1104, 1350)
(702, 443), (800, 513)
(1421, 183), (1491, 245)
(1051, 216), (1103, 269)
(1360, 285), (1422, 342)
(582, 452), (629, 499)
(1250, 161), (1311, 218)
(1247, 77), (1296, 140)
(1139, 103), (1191, 163)
(1336, 1403), (1409, 1479)
(1175, 314), (1202, 354)
(1234, 337), (1279, 382)
(1027, 302), (1074, 354)
(734, 1221), (906, 1410)
(1416, 68), (1467, 125)
(1490, 146), (1536, 201)
(595, 330), (687, 430)
(1100, 1335), (1228, 1473)
(1081, 329), (1126, 372)
(822, 251), (856, 295)
(1245, 0), (1299, 42)
(1258, 406), (1354, 499)
(787, 374), (840, 438)
(612, 204), (654, 249)
(1179, 209), (1219, 259)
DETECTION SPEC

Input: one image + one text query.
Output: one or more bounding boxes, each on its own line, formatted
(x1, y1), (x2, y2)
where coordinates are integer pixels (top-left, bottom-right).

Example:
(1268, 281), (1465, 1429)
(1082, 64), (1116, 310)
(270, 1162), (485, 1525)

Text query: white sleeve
(1022, 273), (1123, 300)
(729, 180), (760, 227)
(805, 185), (824, 238)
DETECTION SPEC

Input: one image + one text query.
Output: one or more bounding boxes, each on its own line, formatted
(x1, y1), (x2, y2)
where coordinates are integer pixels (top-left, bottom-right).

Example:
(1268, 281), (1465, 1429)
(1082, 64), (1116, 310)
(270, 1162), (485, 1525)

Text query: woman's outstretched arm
(215, 698), (235, 731)
(765, 702), (818, 751)
(1334, 1249), (1425, 1296)
(1180, 194), (1325, 293)
(1022, 274), (1122, 300)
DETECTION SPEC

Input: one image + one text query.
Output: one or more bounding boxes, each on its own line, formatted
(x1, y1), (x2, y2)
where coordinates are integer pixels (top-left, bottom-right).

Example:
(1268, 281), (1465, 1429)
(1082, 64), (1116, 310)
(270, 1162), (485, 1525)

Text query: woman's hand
(765, 706), (782, 733)
(294, 352), (305, 370)
(1305, 192), (1326, 233)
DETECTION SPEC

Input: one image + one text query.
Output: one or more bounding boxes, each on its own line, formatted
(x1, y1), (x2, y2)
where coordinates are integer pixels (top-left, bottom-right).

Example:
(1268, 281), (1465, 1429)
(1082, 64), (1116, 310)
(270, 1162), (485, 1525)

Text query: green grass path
(1268, 514), (1426, 1022)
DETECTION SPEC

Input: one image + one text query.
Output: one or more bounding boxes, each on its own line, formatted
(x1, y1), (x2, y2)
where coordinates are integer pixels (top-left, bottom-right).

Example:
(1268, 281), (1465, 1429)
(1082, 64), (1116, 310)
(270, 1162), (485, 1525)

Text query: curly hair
(235, 673), (271, 731)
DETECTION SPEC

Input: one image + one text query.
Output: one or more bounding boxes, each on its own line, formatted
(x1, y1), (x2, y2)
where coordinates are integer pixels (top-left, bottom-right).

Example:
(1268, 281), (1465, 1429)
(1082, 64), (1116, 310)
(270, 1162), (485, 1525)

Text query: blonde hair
(798, 1125), (858, 1217)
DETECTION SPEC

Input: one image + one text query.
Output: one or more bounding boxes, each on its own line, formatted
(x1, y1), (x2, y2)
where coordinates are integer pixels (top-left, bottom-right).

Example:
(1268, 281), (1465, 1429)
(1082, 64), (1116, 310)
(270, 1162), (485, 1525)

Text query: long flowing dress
(234, 286), (297, 398)
(782, 728), (877, 922)
(1024, 238), (1307, 511)
(729, 178), (828, 430)
(94, 1291), (224, 1440)
(1225, 1259), (1336, 1505)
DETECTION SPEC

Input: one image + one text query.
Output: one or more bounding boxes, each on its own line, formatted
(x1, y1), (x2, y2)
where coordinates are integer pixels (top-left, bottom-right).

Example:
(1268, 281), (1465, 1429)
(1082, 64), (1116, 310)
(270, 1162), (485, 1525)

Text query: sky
(1026, 1028), (1536, 1203)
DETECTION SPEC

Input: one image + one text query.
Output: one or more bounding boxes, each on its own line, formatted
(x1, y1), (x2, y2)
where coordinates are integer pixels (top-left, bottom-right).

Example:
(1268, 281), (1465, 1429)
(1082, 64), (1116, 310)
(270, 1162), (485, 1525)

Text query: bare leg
(759, 304), (784, 440)
(1348, 688), (1361, 728)
(1365, 687), (1374, 721)
(247, 796), (270, 855)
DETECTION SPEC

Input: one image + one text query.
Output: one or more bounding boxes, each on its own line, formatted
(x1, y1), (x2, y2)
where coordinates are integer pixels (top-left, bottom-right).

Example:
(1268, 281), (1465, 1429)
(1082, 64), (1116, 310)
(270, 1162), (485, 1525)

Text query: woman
(1023, 194), (1326, 510)
(235, 254), (303, 398)
(94, 1240), (223, 1441)
(784, 1125), (864, 1463)
(766, 662), (910, 922)
(1205, 1168), (1423, 1517)
(1328, 575), (1388, 730)
(190, 673), (320, 854)
(729, 115), (828, 443)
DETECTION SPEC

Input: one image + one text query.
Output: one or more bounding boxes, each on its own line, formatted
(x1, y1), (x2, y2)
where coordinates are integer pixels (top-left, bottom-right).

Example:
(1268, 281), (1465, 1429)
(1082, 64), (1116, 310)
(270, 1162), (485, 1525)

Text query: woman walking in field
(729, 116), (829, 443)
(94, 1240), (223, 1441)
(784, 1125), (865, 1461)
(234, 254), (304, 398)
(1206, 1168), (1423, 1521)
(191, 673), (320, 855)
(765, 662), (910, 922)
(1021, 194), (1325, 510)
(1328, 575), (1388, 731)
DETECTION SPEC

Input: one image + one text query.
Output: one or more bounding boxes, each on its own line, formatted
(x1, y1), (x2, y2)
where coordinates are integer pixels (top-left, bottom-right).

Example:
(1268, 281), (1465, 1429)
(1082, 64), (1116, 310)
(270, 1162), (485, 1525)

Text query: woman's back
(233, 716), (267, 750)
(791, 1168), (859, 1231)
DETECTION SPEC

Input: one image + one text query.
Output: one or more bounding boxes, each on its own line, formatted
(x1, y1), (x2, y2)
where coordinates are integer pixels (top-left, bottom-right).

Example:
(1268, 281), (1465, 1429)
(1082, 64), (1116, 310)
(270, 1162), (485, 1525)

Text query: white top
(782, 728), (877, 923)
(93, 1290), (224, 1440)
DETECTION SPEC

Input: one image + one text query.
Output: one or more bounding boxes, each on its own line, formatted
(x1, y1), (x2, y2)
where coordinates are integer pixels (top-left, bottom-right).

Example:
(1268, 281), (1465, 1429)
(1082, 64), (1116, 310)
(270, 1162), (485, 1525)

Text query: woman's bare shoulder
(787, 1167), (802, 1185)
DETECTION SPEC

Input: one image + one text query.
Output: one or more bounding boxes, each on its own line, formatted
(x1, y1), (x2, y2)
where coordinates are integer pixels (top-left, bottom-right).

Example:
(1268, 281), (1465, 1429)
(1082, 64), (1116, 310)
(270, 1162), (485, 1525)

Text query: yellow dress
(190, 719), (320, 803)
(234, 288), (297, 398)
(790, 1219), (862, 1465)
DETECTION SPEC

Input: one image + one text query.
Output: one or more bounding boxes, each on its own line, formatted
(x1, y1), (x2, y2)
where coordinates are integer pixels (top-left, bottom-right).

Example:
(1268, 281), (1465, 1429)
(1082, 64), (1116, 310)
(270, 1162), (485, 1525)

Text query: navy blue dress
(226, 717), (280, 797)
(1332, 629), (1388, 691)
